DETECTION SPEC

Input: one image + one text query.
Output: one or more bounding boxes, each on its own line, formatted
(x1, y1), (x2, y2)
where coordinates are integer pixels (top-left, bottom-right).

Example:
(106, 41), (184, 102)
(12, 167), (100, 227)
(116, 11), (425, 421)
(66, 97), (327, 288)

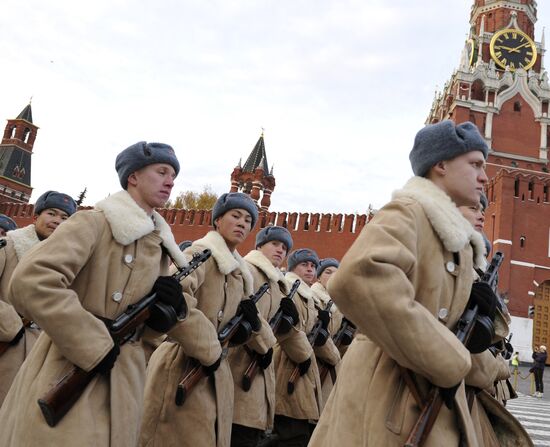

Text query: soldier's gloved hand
(153, 276), (186, 317)
(239, 299), (261, 332)
(279, 298), (299, 326)
(258, 348), (274, 370)
(298, 357), (311, 376)
(317, 309), (330, 330)
(468, 282), (497, 320)
(439, 383), (460, 410)
(93, 343), (120, 375)
(202, 355), (222, 376)
(9, 326), (24, 346)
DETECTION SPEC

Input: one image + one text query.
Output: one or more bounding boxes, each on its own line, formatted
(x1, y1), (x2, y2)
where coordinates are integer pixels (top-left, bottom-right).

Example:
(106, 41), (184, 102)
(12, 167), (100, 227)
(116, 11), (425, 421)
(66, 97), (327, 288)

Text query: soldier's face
(319, 266), (338, 288)
(259, 240), (288, 268)
(437, 151), (488, 207)
(458, 203), (485, 232)
(292, 261), (316, 286)
(127, 163), (176, 213)
(34, 208), (69, 239)
(215, 208), (252, 251)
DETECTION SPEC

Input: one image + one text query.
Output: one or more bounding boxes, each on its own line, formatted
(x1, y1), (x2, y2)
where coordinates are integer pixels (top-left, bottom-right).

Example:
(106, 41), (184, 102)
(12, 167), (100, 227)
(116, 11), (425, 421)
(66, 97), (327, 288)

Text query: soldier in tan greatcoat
(139, 192), (276, 447)
(0, 190), (77, 406)
(272, 248), (340, 447)
(458, 193), (516, 406)
(228, 225), (310, 446)
(310, 120), (532, 446)
(0, 142), (192, 446)
(311, 257), (356, 405)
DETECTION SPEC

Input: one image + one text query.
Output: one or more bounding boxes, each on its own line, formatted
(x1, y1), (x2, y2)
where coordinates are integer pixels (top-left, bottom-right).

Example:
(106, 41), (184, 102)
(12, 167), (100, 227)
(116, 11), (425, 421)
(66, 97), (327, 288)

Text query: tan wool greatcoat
(0, 225), (42, 405)
(0, 190), (189, 447)
(226, 250), (312, 431)
(273, 272), (340, 421)
(309, 177), (532, 447)
(139, 231), (276, 447)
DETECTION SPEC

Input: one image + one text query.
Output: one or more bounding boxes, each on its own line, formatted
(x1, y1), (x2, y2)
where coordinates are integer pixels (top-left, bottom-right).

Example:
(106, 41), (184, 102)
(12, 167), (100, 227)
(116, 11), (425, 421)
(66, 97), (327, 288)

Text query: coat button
(112, 292), (123, 302)
(438, 308), (449, 321)
(124, 254), (133, 264)
(446, 261), (455, 273)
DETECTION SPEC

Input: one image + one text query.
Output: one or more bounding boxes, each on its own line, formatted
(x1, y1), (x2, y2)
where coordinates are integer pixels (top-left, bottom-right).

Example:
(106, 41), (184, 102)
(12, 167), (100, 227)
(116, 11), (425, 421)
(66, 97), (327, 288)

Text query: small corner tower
(230, 131), (276, 211)
(0, 102), (37, 203)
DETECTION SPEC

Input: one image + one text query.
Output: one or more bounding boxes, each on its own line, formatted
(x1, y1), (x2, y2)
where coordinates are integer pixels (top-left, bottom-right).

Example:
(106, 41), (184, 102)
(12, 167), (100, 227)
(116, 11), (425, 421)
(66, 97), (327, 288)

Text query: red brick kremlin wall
(0, 203), (369, 265)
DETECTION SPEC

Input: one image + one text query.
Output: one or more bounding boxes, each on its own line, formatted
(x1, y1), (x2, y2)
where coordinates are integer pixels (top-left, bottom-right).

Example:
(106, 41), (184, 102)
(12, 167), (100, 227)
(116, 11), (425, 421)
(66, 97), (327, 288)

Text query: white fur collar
(7, 224), (40, 260)
(245, 250), (285, 283)
(285, 271), (312, 300)
(95, 190), (187, 268)
(392, 177), (487, 269)
(311, 282), (330, 305)
(311, 282), (339, 312)
(193, 231), (254, 295)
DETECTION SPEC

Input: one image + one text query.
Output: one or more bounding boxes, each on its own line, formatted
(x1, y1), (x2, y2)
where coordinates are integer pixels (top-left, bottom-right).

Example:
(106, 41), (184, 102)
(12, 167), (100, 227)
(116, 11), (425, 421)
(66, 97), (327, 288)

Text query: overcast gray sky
(1, 1), (548, 213)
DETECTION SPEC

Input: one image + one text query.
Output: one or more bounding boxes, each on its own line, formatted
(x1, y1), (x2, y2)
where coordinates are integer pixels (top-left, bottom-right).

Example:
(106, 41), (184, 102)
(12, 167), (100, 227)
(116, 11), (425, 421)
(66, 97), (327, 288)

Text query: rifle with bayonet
(287, 300), (333, 394)
(175, 282), (270, 406)
(242, 279), (301, 391)
(37, 248), (212, 428)
(403, 251), (504, 447)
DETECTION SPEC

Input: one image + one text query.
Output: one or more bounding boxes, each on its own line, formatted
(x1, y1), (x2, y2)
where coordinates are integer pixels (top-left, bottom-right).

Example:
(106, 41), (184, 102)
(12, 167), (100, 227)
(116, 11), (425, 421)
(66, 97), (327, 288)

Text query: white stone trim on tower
(495, 69), (541, 117)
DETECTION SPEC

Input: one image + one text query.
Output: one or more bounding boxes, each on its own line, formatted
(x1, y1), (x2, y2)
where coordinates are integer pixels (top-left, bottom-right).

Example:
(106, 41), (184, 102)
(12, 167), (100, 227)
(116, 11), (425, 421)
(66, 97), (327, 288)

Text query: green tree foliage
(165, 185), (218, 210)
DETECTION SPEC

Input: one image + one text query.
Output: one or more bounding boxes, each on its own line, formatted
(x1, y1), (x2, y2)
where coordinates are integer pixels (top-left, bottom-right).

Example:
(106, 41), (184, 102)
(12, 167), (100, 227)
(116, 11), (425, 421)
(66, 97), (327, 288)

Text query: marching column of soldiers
(0, 122), (536, 446)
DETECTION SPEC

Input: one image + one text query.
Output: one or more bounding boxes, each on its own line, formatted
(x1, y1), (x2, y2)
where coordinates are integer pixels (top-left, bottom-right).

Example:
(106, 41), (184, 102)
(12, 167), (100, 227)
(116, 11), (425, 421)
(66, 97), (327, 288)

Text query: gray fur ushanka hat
(0, 214), (17, 232)
(255, 225), (293, 252)
(317, 258), (340, 277)
(35, 191), (77, 216)
(212, 192), (259, 229)
(115, 141), (180, 189)
(409, 120), (488, 177)
(287, 248), (320, 272)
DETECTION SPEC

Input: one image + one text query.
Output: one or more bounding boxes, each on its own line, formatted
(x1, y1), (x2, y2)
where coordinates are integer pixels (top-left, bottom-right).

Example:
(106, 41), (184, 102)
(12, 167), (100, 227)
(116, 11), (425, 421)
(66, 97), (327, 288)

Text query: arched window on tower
(471, 79), (485, 101)
(9, 126), (16, 139)
(528, 181), (534, 200)
(23, 128), (31, 144)
(514, 101), (522, 112)
(544, 184), (549, 203)
(514, 178), (520, 197)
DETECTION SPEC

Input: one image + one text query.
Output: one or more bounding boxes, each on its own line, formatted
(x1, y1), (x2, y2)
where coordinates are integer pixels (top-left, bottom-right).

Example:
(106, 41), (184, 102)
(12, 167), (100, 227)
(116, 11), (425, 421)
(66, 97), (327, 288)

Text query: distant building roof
(243, 133), (269, 173)
(16, 104), (33, 123)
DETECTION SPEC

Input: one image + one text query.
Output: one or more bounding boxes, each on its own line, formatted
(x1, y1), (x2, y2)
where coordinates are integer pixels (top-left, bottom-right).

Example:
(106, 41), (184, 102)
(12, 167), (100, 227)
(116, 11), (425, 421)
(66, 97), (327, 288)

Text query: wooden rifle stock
(287, 300), (333, 395)
(176, 282), (269, 405)
(402, 252), (504, 447)
(37, 249), (212, 427)
(241, 280), (301, 392)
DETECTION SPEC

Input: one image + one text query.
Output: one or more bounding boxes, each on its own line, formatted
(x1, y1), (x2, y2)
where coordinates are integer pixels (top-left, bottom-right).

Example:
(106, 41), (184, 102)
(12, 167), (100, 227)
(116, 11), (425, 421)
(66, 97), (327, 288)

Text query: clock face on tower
(490, 28), (537, 71)
(467, 38), (476, 66)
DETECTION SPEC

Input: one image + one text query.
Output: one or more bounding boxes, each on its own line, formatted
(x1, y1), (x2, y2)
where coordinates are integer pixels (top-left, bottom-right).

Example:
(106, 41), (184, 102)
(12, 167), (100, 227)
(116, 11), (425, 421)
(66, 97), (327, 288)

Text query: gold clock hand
(511, 42), (531, 52)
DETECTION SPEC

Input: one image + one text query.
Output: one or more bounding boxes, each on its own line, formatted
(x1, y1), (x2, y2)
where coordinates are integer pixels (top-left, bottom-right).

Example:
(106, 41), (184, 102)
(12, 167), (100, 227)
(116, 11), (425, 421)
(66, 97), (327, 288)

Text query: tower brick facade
(428, 0), (550, 356)
(0, 103), (37, 204)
